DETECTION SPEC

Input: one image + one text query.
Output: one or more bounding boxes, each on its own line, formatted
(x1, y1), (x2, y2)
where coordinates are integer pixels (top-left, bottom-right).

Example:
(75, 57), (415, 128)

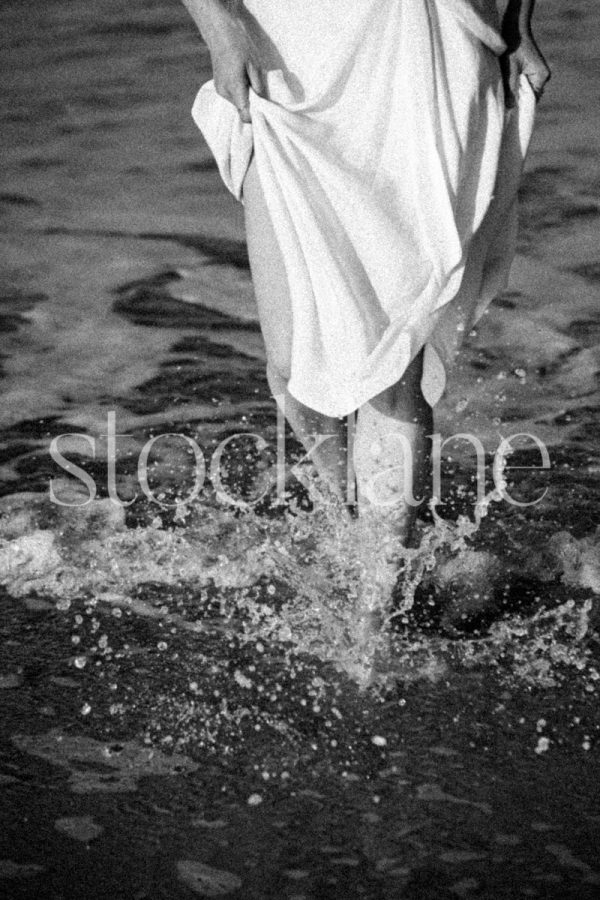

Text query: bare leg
(354, 350), (433, 546)
(276, 395), (351, 504)
(244, 156), (432, 519)
(243, 158), (350, 500)
(350, 353), (433, 667)
(243, 158), (434, 683)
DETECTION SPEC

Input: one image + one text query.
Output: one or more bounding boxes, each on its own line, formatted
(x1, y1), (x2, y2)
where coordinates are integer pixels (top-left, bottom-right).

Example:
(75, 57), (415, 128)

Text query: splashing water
(0, 463), (598, 704)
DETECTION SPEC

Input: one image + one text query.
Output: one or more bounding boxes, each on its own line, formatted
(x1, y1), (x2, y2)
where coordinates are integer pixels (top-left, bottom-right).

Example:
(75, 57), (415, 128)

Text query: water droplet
(234, 670), (253, 689)
(74, 655), (87, 669)
(247, 793), (263, 806)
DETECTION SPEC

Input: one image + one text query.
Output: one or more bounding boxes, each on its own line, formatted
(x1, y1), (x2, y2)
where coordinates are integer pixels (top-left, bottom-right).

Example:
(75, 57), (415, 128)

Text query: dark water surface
(1, 0), (600, 897)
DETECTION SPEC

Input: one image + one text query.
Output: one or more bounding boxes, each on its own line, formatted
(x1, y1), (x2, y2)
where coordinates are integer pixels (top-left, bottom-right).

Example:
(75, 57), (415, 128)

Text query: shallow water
(1, 0), (600, 897)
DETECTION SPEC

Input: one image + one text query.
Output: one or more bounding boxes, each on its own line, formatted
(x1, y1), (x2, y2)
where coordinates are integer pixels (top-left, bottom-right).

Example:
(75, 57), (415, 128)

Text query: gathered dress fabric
(192, 0), (536, 417)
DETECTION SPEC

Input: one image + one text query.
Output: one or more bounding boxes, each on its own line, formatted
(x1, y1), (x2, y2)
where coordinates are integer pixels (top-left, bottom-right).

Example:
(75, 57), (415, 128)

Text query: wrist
(202, 0), (241, 21)
(191, 0), (239, 45)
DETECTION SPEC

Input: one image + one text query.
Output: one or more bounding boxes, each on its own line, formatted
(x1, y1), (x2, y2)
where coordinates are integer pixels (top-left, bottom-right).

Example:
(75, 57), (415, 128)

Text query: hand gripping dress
(192, 0), (536, 417)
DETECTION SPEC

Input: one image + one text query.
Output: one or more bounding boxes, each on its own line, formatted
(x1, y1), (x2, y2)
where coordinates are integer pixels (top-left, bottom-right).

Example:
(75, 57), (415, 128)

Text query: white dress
(192, 0), (535, 417)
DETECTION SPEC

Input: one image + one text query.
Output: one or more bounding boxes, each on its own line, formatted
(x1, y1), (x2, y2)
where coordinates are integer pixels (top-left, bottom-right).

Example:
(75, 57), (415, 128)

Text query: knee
(372, 352), (431, 421)
(373, 388), (430, 424)
(266, 355), (291, 389)
(372, 380), (428, 422)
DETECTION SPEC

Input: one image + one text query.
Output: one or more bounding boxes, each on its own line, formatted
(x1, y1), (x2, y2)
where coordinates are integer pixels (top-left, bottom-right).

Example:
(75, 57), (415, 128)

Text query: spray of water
(0, 465), (598, 712)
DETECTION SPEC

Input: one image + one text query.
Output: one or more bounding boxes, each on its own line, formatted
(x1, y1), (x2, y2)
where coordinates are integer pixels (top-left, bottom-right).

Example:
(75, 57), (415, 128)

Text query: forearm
(180, 0), (240, 43)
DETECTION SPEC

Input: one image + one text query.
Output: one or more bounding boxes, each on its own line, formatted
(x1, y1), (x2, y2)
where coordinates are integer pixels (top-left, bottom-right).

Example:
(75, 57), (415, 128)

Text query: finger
(524, 68), (550, 103)
(528, 80), (545, 104)
(238, 104), (251, 124)
(246, 59), (267, 98)
(528, 79), (544, 95)
(230, 77), (252, 123)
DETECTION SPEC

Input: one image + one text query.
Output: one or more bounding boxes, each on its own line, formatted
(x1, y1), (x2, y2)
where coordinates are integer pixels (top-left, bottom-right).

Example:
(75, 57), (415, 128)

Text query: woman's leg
(243, 158), (350, 501)
(354, 350), (433, 547)
(244, 156), (432, 521)
(349, 353), (433, 665)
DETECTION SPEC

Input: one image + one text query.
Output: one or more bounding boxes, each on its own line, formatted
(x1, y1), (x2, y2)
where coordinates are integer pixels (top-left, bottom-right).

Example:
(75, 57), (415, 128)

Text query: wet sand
(1, 1), (600, 897)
